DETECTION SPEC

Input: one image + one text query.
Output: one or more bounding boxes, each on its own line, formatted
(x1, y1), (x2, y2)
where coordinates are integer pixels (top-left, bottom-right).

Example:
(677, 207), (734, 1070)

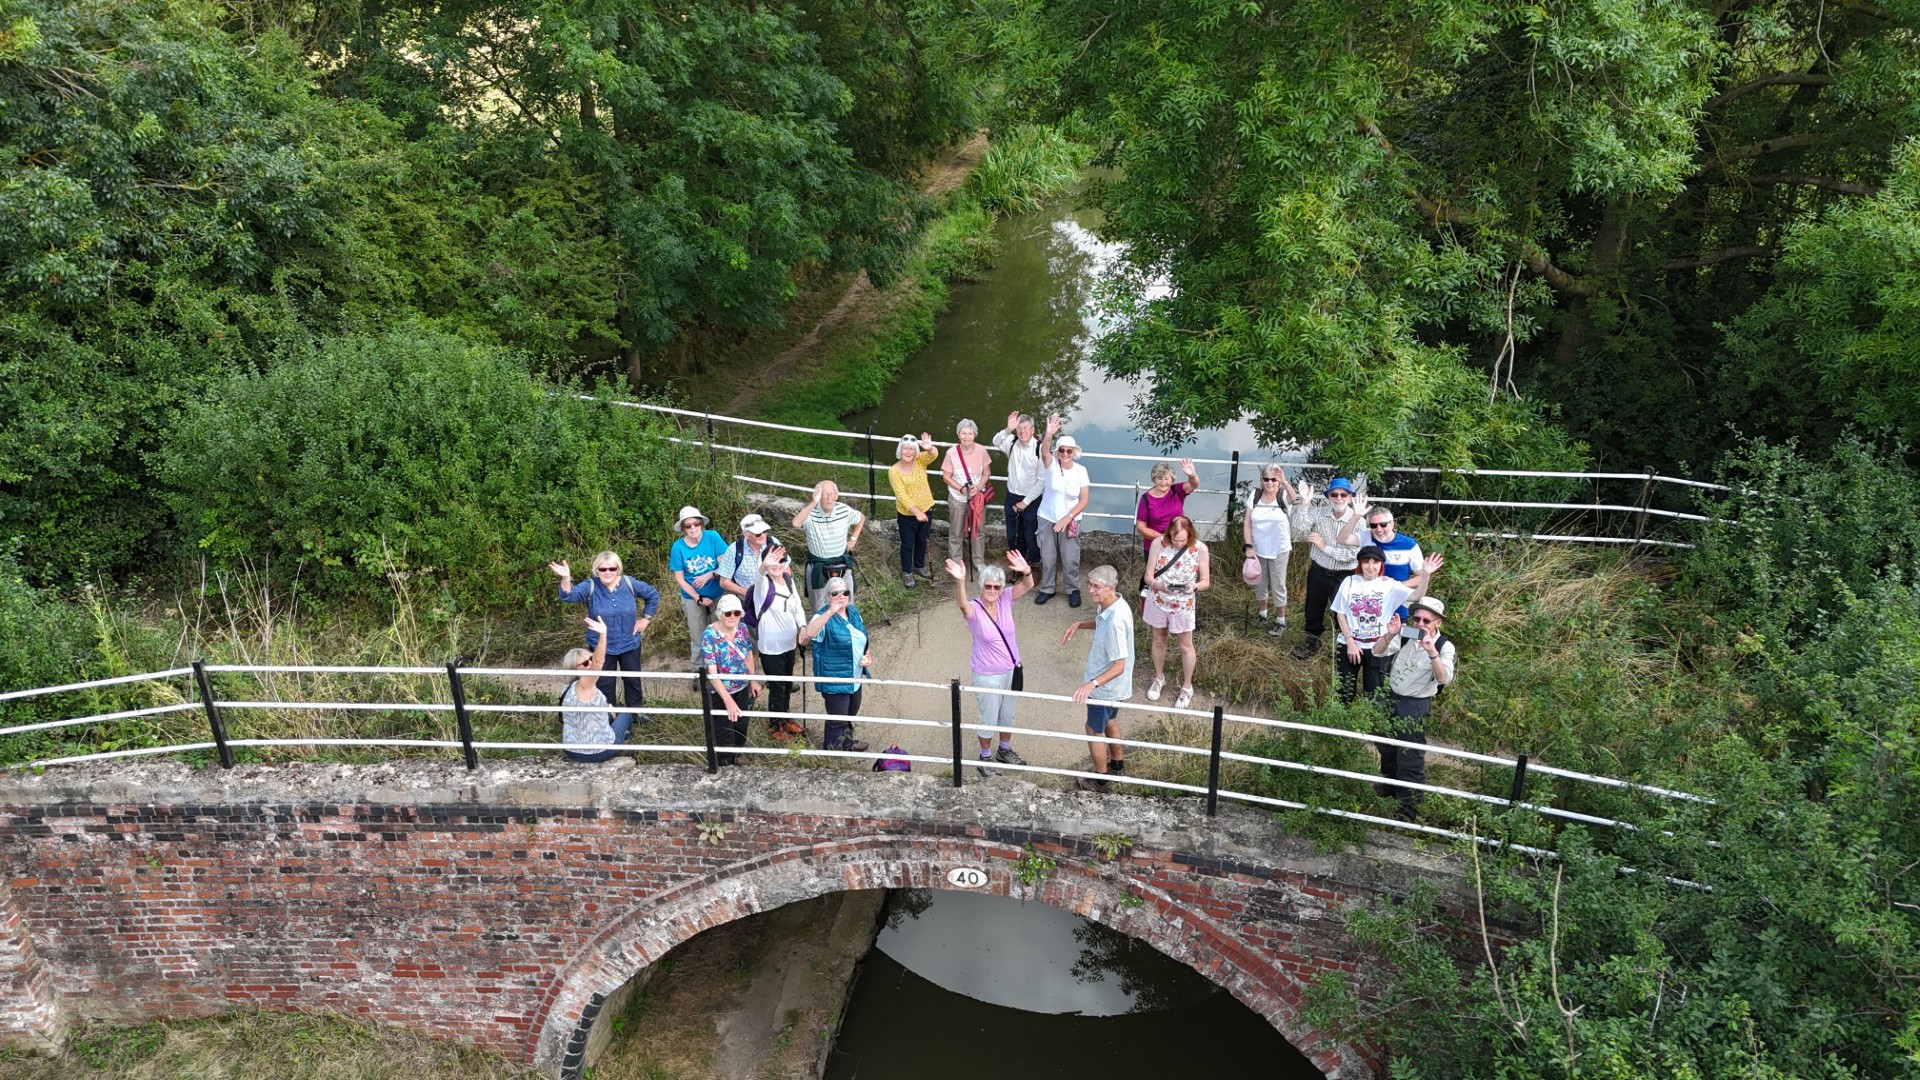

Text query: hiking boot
(1034, 591), (1054, 605)
(1289, 635), (1322, 660)
(1076, 775), (1110, 793)
(917, 565), (934, 581)
(769, 726), (792, 741)
(975, 760), (993, 779)
(903, 572), (916, 589)
(845, 739), (870, 753)
(1269, 618), (1287, 637)
(1106, 758), (1125, 775)
(994, 746), (1027, 766)
(1068, 590), (1082, 608)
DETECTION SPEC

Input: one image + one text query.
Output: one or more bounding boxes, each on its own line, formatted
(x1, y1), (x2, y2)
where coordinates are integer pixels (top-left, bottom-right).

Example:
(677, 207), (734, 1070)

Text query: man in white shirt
(993, 411), (1050, 568)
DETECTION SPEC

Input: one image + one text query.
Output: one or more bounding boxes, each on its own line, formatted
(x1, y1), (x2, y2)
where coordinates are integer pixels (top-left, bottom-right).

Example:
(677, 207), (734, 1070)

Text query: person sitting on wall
(793, 480), (864, 613)
(1371, 596), (1456, 821)
(559, 617), (633, 763)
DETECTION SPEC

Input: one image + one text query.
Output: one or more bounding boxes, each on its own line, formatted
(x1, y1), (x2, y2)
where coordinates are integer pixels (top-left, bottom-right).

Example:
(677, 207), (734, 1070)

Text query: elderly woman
(792, 480), (864, 612)
(1135, 458), (1200, 558)
(701, 594), (761, 766)
(948, 552), (1035, 774)
(887, 432), (938, 588)
(750, 543), (808, 740)
(559, 617), (632, 763)
(550, 551), (661, 716)
(669, 505), (729, 668)
(1242, 464), (1296, 634)
(942, 418), (995, 575)
(798, 577), (870, 753)
(1142, 515), (1210, 709)
(1034, 417), (1090, 607)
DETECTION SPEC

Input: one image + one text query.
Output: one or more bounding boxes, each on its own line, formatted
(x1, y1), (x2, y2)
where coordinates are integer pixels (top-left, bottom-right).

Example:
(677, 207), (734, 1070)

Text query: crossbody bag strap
(973, 597), (1019, 665)
(1151, 542), (1193, 580)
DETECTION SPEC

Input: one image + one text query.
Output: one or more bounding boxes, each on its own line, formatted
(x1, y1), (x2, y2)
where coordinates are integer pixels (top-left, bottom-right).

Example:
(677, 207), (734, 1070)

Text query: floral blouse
(1148, 541), (1205, 616)
(701, 624), (753, 694)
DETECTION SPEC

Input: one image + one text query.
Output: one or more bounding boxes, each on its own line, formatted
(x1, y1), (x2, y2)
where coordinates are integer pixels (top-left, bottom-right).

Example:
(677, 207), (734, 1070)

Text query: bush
(158, 327), (719, 607)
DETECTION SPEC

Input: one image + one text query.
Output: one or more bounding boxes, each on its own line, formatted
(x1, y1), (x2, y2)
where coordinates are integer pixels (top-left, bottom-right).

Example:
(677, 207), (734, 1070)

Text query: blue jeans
(564, 712), (635, 763)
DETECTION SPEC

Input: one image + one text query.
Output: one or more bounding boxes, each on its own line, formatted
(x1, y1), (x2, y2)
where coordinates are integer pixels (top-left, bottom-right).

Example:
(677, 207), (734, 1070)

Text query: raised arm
(947, 558), (972, 617)
(1180, 458), (1199, 495)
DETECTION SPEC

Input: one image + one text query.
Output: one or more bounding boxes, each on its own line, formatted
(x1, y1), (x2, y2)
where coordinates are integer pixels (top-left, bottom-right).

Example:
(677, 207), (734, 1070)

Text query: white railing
(587, 396), (1727, 547)
(0, 664), (1716, 874)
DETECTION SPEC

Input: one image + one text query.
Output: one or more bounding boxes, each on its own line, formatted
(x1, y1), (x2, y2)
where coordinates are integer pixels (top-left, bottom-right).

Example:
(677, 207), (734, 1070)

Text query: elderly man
(1336, 498), (1443, 604)
(993, 411), (1048, 568)
(718, 513), (781, 600)
(1371, 596), (1456, 821)
(1288, 477), (1365, 659)
(1063, 565), (1135, 792)
(792, 480), (865, 612)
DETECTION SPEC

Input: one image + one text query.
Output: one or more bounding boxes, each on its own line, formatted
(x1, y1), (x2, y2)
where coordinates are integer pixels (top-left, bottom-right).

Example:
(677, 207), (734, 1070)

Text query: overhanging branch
(1705, 72), (1834, 111)
(1359, 117), (1593, 298)
(1710, 131), (1832, 166)
(1661, 245), (1768, 271)
(1741, 172), (1880, 197)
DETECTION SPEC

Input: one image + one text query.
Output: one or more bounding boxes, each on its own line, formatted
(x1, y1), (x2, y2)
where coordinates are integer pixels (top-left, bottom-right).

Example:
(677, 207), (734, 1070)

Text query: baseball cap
(1356, 545), (1387, 563)
(739, 513), (771, 535)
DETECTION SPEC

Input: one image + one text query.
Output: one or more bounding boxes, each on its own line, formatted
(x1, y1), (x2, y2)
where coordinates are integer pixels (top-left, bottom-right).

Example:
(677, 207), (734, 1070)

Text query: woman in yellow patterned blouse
(887, 432), (938, 588)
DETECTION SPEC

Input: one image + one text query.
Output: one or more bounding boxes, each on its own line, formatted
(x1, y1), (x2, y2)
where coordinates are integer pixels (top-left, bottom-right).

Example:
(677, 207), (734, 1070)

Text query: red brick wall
(0, 770), (1469, 1078)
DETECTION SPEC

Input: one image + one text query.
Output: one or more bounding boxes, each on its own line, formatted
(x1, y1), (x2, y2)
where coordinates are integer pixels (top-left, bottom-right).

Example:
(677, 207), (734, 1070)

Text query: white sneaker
(1174, 686), (1194, 709)
(1257, 609), (1269, 622)
(1146, 676), (1165, 701)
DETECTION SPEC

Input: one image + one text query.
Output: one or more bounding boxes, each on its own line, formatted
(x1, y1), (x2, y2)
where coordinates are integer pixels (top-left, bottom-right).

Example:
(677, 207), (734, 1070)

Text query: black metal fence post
(1631, 467), (1657, 549)
(446, 659), (478, 771)
(1503, 753), (1530, 848)
(1429, 467), (1445, 527)
(699, 678), (718, 774)
(706, 411), (717, 473)
(1205, 705), (1225, 816)
(866, 423), (876, 509)
(1225, 451), (1241, 536)
(949, 679), (964, 788)
(190, 660), (234, 770)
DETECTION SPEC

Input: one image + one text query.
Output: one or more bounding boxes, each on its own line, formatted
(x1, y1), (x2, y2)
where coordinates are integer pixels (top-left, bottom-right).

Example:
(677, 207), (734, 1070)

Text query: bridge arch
(532, 834), (1372, 1079)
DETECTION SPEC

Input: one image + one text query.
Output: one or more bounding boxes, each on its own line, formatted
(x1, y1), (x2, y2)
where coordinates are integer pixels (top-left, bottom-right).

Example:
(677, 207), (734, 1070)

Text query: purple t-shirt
(965, 591), (1020, 676)
(1137, 488), (1188, 556)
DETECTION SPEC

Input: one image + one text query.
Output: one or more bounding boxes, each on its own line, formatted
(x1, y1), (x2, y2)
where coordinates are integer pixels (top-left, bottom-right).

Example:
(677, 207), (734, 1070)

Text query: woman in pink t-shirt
(1135, 458), (1200, 557)
(948, 553), (1035, 774)
(942, 419), (995, 574)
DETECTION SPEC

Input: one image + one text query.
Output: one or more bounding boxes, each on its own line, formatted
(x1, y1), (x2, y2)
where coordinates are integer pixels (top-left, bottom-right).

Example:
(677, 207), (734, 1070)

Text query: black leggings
(896, 515), (930, 574)
(759, 649), (796, 732)
(1303, 563), (1347, 638)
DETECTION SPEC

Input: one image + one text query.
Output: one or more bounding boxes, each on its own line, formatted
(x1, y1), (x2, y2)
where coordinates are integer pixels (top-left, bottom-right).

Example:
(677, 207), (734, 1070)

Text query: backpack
(743, 574), (783, 632)
(871, 744), (912, 772)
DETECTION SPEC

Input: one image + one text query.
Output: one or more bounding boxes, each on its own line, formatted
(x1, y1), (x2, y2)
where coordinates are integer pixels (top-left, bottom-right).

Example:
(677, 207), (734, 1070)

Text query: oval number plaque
(946, 866), (989, 889)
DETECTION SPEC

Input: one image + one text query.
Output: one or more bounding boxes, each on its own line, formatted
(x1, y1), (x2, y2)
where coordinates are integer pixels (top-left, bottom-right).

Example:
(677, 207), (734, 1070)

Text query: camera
(1399, 625), (1426, 641)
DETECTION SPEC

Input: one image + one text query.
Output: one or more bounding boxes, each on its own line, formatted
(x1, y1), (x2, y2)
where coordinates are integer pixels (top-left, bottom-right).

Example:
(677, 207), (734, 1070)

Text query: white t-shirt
(1244, 493), (1292, 558)
(992, 429), (1045, 497)
(1329, 575), (1413, 647)
(1038, 461), (1090, 523)
(750, 574), (807, 655)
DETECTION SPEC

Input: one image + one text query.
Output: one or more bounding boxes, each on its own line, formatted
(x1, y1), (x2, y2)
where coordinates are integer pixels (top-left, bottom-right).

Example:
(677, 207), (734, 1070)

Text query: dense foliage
(970, 0), (1920, 472)
(0, 0), (973, 581)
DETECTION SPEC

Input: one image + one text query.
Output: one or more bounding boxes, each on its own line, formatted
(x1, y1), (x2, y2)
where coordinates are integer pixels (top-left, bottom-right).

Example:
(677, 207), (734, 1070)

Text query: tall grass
(962, 125), (1092, 214)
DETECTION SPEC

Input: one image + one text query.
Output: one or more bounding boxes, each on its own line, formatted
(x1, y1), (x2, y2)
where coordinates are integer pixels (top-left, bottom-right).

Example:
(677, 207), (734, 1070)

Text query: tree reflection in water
(1069, 919), (1219, 1014)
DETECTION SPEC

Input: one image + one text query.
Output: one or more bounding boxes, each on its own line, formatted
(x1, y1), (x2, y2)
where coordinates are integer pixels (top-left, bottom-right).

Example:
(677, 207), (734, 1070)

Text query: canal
(844, 192), (1294, 537)
(825, 889), (1321, 1079)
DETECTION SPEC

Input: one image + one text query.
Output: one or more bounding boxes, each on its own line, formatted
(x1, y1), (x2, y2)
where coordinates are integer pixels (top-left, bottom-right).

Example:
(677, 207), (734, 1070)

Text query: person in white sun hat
(1371, 595), (1456, 821)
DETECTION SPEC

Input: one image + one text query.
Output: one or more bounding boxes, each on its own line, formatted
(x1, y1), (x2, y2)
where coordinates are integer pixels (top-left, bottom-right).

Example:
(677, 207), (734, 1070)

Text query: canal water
(844, 195), (1297, 538)
(825, 889), (1321, 1079)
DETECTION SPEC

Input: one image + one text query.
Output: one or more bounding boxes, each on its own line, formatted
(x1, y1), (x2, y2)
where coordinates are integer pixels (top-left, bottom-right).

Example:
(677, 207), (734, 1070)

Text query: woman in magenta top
(1135, 458), (1201, 557)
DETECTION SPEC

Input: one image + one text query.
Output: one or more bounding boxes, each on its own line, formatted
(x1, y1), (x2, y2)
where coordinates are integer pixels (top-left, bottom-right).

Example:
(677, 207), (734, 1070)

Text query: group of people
(547, 413), (1458, 819)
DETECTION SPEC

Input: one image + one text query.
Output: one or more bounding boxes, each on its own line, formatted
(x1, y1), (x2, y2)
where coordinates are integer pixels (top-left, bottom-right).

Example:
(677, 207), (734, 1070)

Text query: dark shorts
(1085, 704), (1118, 733)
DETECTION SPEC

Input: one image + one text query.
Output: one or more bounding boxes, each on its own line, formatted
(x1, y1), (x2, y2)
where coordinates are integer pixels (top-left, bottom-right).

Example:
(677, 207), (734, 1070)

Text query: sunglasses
(1328, 492), (1352, 498)
(719, 611), (742, 618)
(596, 566), (621, 573)
(1369, 522), (1394, 529)
(681, 522), (701, 531)
(981, 583), (1002, 591)
(1263, 477), (1282, 483)
(1410, 615), (1439, 626)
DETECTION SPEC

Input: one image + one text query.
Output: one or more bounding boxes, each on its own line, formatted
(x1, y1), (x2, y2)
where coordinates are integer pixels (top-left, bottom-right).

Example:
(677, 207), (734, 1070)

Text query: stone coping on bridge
(0, 758), (1469, 894)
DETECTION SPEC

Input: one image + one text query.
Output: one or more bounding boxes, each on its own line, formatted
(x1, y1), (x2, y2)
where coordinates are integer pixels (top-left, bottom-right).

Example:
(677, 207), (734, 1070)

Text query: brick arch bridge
(0, 762), (1480, 1079)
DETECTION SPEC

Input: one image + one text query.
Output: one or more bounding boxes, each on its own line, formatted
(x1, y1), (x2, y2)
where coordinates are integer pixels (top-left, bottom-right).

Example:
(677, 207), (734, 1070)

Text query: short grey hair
(1087, 564), (1119, 590)
(1150, 461), (1176, 483)
(979, 565), (1007, 587)
(956, 418), (978, 438)
(1016, 412), (1034, 428)
(561, 647), (592, 670)
(898, 435), (920, 456)
(1262, 463), (1286, 480)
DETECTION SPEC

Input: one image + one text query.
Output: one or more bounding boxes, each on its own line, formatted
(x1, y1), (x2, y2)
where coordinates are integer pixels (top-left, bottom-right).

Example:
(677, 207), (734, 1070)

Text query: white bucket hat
(1054, 435), (1079, 452)
(676, 505), (709, 527)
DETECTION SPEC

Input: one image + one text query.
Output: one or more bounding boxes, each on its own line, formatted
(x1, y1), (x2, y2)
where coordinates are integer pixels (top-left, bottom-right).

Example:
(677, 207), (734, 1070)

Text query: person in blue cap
(1288, 476), (1364, 659)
